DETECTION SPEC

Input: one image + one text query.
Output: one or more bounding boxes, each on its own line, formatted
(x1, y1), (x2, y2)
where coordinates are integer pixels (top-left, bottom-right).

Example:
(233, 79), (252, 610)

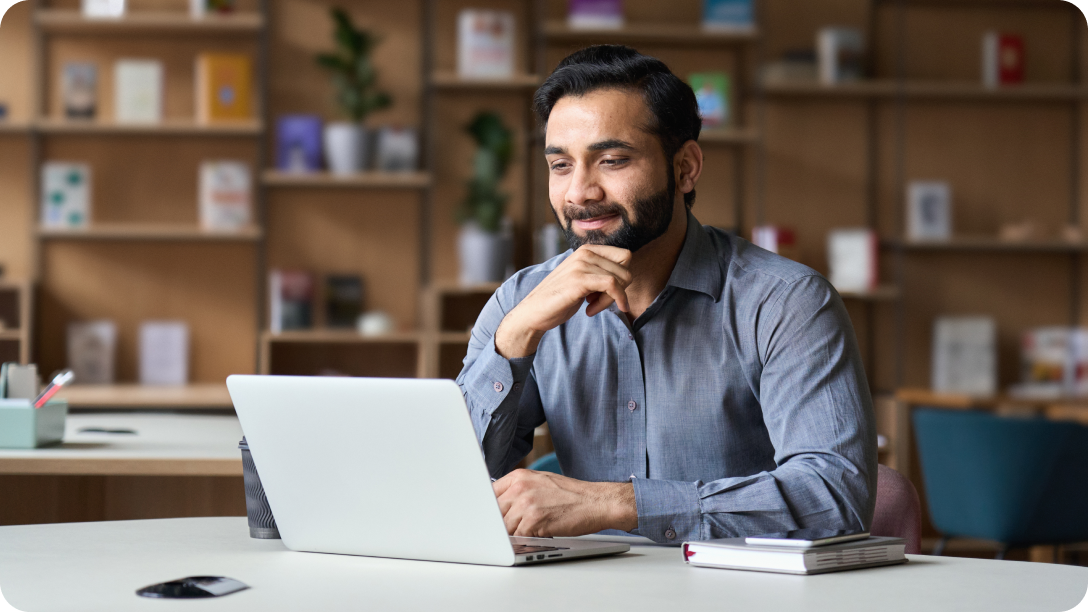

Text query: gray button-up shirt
(456, 212), (877, 544)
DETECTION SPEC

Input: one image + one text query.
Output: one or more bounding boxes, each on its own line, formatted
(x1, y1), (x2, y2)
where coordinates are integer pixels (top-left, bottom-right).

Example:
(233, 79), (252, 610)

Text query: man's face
(544, 88), (676, 252)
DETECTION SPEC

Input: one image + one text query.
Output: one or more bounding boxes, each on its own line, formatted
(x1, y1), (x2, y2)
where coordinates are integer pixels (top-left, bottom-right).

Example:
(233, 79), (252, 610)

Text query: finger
(579, 244), (632, 266)
(502, 500), (522, 535)
(578, 252), (633, 286)
(580, 273), (630, 313)
(585, 292), (614, 317)
(492, 472), (516, 497)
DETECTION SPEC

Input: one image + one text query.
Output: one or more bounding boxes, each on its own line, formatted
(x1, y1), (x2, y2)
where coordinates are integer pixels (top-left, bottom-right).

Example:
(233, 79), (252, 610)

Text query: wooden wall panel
(267, 0), (420, 131)
(37, 242), (257, 381)
(265, 189), (420, 330)
(0, 1), (33, 122)
(902, 253), (1072, 388)
(42, 135), (260, 225)
(0, 137), (33, 281)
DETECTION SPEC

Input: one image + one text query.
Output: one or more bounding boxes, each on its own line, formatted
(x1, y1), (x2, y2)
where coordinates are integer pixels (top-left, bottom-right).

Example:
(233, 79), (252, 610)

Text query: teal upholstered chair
(528, 452), (562, 474)
(913, 408), (1088, 559)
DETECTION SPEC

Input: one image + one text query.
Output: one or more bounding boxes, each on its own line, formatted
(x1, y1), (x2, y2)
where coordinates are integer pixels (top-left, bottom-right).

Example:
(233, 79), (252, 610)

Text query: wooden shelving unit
(35, 10), (265, 33)
(0, 280), (33, 364)
(429, 71), (542, 90)
(55, 383), (233, 409)
(541, 21), (758, 46)
(763, 79), (1088, 101)
(35, 118), (263, 136)
(38, 224), (263, 241)
(839, 285), (901, 301)
(890, 237), (1088, 253)
(261, 170), (431, 189)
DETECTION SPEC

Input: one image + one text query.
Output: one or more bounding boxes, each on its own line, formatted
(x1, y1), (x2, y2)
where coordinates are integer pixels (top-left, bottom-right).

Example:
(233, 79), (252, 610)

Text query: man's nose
(565, 164), (605, 207)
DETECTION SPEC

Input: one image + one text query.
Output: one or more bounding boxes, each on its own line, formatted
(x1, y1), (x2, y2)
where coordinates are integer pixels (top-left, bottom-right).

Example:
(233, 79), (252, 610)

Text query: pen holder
(0, 399), (67, 449)
(238, 437), (280, 539)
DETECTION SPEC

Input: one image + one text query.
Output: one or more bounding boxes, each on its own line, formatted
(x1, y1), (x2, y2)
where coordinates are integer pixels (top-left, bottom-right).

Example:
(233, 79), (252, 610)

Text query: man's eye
(602, 158), (629, 166)
(550, 162), (570, 171)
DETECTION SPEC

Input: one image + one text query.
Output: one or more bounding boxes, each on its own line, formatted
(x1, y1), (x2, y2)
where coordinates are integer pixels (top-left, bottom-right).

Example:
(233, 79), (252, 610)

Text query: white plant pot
(323, 122), (368, 175)
(458, 221), (510, 285)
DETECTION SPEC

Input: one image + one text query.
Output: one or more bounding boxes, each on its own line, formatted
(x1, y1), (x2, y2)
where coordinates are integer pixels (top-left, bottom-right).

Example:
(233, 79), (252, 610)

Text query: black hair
(533, 45), (701, 208)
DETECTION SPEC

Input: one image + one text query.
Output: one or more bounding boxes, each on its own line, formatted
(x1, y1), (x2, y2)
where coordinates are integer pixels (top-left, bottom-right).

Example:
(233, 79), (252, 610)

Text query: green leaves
(314, 8), (392, 122)
(459, 112), (513, 233)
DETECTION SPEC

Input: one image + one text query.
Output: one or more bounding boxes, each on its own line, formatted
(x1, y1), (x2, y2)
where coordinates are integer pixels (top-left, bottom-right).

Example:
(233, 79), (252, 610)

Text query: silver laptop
(226, 375), (630, 566)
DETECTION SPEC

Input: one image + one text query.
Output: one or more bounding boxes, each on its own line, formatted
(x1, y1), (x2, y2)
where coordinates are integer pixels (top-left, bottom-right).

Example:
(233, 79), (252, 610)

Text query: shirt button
(627, 332), (634, 340)
(665, 529), (677, 541)
(628, 400), (637, 411)
(493, 382), (503, 393)
(512, 382), (521, 391)
(630, 474), (637, 479)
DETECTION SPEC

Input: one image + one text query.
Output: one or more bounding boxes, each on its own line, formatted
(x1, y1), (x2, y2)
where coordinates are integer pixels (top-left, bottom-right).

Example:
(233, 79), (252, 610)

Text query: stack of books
(683, 533), (906, 575)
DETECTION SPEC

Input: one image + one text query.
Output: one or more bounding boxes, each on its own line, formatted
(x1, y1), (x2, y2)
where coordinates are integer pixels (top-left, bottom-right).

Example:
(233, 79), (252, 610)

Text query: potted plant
(315, 8), (392, 175)
(457, 111), (513, 285)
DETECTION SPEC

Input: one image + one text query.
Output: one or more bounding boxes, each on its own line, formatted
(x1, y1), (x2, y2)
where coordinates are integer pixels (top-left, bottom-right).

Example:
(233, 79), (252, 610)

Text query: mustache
(563, 202), (629, 222)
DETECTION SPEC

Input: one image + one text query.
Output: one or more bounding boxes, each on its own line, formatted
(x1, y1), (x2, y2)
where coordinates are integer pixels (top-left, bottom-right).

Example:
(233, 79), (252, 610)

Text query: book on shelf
(982, 32), (1024, 88)
(932, 316), (996, 396)
(751, 225), (797, 260)
(906, 180), (952, 241)
(68, 320), (117, 384)
(827, 228), (878, 294)
(457, 10), (515, 79)
(568, 0), (623, 30)
(325, 275), (364, 328)
(690, 72), (730, 128)
(196, 53), (253, 124)
(683, 536), (906, 575)
(375, 126), (419, 172)
(817, 27), (864, 85)
(276, 115), (323, 173)
(702, 0), (754, 32)
(190, 0), (236, 18)
(1013, 327), (1088, 398)
(40, 162), (91, 229)
(269, 270), (314, 333)
(139, 321), (189, 385)
(199, 160), (251, 231)
(82, 0), (125, 18)
(114, 59), (163, 124)
(62, 62), (98, 120)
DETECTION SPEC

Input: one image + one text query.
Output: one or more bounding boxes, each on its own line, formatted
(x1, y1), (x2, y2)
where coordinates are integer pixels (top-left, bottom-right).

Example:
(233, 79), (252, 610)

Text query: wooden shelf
(56, 383), (234, 409)
(887, 237), (1088, 253)
(0, 330), (24, 340)
(699, 127), (759, 145)
(261, 170), (431, 189)
(430, 71), (541, 90)
(426, 280), (501, 295)
(38, 224), (263, 242)
(437, 332), (472, 343)
(763, 79), (1088, 101)
(262, 330), (423, 344)
(36, 10), (265, 34)
(838, 285), (901, 301)
(543, 21), (758, 45)
(36, 118), (262, 136)
(0, 121), (33, 134)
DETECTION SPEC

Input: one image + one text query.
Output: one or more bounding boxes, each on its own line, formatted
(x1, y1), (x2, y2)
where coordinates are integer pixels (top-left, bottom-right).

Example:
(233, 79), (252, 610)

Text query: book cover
(982, 32), (1024, 88)
(139, 321), (189, 385)
(199, 160), (251, 231)
(375, 126), (419, 172)
(751, 225), (797, 260)
(702, 0), (754, 32)
(325, 275), (364, 328)
(827, 228), (877, 293)
(196, 53), (253, 123)
(114, 59), (163, 124)
(62, 62), (97, 120)
(683, 536), (906, 575)
(81, 0), (124, 18)
(67, 320), (117, 384)
(906, 180), (951, 241)
(568, 0), (623, 29)
(457, 10), (515, 79)
(40, 162), (91, 228)
(690, 72), (730, 127)
(1017, 327), (1088, 397)
(932, 316), (996, 396)
(269, 270), (314, 333)
(190, 0), (235, 17)
(276, 115), (323, 172)
(817, 27), (864, 85)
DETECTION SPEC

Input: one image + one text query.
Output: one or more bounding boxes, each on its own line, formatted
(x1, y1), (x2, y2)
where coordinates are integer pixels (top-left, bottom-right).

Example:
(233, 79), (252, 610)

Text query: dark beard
(558, 171), (676, 253)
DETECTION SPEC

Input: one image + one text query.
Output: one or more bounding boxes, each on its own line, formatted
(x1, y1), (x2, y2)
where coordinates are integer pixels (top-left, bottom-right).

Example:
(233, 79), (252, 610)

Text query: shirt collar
(664, 211), (724, 300)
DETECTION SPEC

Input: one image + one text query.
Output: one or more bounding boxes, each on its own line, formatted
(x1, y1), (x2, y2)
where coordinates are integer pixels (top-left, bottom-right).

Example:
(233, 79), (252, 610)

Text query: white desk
(0, 413), (242, 476)
(0, 517), (1085, 612)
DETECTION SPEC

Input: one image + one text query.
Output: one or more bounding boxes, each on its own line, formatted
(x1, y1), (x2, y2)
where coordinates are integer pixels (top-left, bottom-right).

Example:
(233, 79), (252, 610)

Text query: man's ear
(675, 140), (704, 196)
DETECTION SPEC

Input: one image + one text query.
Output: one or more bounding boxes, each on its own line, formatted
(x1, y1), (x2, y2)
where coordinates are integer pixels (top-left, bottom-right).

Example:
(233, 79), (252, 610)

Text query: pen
(33, 369), (75, 408)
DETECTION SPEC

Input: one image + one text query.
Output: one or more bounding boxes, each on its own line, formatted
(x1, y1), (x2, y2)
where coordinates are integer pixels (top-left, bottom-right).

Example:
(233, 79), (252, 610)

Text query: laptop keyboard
(512, 545), (569, 554)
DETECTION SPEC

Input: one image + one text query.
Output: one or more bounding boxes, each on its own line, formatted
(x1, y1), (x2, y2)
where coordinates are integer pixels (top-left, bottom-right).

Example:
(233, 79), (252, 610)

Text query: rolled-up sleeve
(456, 285), (544, 478)
(633, 275), (877, 543)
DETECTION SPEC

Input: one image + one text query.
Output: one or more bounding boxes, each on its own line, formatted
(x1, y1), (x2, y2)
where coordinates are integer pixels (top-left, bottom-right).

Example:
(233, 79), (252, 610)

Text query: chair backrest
(871, 464), (922, 554)
(913, 408), (1088, 546)
(528, 452), (562, 474)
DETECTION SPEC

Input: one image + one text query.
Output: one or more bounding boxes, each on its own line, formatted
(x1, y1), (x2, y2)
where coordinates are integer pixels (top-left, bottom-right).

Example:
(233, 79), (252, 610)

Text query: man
(456, 45), (876, 544)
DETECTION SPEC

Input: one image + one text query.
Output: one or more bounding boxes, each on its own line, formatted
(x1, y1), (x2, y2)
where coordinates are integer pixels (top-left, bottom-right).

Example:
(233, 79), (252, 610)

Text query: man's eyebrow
(588, 139), (636, 152)
(544, 145), (565, 155)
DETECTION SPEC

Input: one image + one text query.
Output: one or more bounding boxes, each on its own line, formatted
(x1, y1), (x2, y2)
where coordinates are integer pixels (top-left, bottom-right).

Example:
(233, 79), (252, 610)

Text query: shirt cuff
(633, 478), (701, 544)
(465, 335), (535, 417)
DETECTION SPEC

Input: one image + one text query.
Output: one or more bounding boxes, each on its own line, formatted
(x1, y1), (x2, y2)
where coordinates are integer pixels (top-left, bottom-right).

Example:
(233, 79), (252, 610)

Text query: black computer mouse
(136, 576), (249, 599)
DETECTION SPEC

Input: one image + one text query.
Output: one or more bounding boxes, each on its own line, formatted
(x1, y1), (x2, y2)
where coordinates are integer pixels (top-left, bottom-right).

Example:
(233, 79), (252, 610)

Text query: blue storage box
(0, 399), (68, 449)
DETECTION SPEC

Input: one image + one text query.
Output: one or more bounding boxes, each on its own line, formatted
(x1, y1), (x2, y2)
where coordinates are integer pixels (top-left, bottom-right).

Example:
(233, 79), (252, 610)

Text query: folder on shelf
(196, 53), (254, 124)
